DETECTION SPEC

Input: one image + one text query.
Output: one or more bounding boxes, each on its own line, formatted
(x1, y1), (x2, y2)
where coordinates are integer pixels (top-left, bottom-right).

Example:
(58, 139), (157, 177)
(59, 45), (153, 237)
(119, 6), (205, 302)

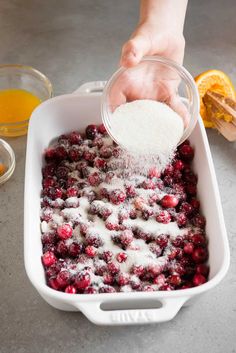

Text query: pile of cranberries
(40, 123), (209, 294)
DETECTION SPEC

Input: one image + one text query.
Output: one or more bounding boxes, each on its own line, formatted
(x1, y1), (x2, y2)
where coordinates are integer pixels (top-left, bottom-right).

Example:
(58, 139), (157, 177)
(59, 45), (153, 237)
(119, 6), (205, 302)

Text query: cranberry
(42, 251), (57, 267)
(116, 252), (127, 263)
(102, 251), (113, 263)
(88, 172), (101, 186)
(75, 271), (91, 289)
(131, 265), (145, 277)
(94, 158), (107, 171)
(192, 247), (208, 263)
(99, 146), (113, 158)
(84, 150), (97, 162)
(190, 198), (200, 211)
(176, 212), (187, 227)
(69, 131), (83, 145)
(184, 242), (194, 254)
(107, 262), (120, 275)
(86, 124), (98, 140)
(98, 123), (107, 134)
(56, 270), (71, 288)
(66, 187), (78, 198)
(168, 247), (178, 260)
(41, 232), (56, 245)
(93, 137), (104, 148)
(191, 233), (206, 246)
(180, 202), (193, 216)
(153, 274), (166, 286)
(120, 229), (133, 246)
(43, 177), (55, 188)
(56, 166), (69, 180)
(146, 264), (162, 277)
(173, 159), (184, 171)
(48, 277), (60, 290)
(156, 210), (171, 224)
(172, 236), (184, 248)
(156, 234), (168, 248)
(117, 272), (129, 286)
(163, 164), (174, 176)
(159, 284), (173, 291)
(185, 183), (197, 196)
(183, 172), (198, 184)
(85, 245), (97, 257)
(179, 144), (194, 162)
(45, 148), (56, 161)
(56, 241), (68, 257)
(161, 195), (179, 208)
(57, 224), (73, 240)
(69, 146), (83, 161)
(192, 215), (206, 228)
(99, 285), (116, 293)
(196, 264), (209, 277)
(149, 243), (162, 256)
(163, 175), (174, 186)
(44, 187), (63, 200)
(69, 242), (83, 257)
(67, 177), (77, 187)
(143, 285), (155, 292)
(142, 179), (156, 190)
(103, 273), (114, 285)
(86, 233), (103, 248)
(65, 285), (77, 294)
(192, 273), (206, 286)
(85, 286), (99, 294)
(42, 164), (56, 178)
(109, 189), (126, 205)
(55, 146), (68, 160)
(168, 274), (181, 286)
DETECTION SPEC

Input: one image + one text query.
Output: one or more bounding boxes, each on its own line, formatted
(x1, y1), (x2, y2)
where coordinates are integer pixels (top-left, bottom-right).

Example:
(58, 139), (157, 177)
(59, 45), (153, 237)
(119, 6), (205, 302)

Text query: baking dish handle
(73, 81), (106, 95)
(75, 297), (188, 326)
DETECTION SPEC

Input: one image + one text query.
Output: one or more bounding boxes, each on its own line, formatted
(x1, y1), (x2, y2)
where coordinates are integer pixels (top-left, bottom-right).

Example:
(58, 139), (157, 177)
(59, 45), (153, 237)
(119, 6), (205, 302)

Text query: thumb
(120, 34), (151, 68)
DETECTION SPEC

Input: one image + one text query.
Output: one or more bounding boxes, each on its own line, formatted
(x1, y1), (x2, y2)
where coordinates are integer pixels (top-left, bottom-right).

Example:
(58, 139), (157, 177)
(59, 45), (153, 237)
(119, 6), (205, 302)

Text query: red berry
(117, 272), (129, 286)
(56, 270), (71, 288)
(103, 273), (114, 285)
(69, 242), (83, 257)
(159, 284), (173, 291)
(192, 273), (206, 286)
(156, 210), (171, 224)
(75, 271), (91, 289)
(86, 124), (98, 140)
(109, 189), (126, 205)
(66, 187), (78, 197)
(55, 146), (67, 160)
(98, 124), (107, 134)
(169, 274), (181, 286)
(42, 251), (57, 267)
(65, 285), (77, 294)
(85, 245), (97, 257)
(48, 277), (60, 290)
(69, 131), (82, 145)
(163, 164), (174, 176)
(192, 215), (206, 228)
(116, 252), (127, 263)
(107, 262), (120, 275)
(180, 202), (193, 215)
(185, 183), (197, 196)
(176, 212), (187, 227)
(156, 234), (168, 248)
(196, 264), (209, 277)
(85, 286), (98, 294)
(57, 224), (73, 240)
(43, 177), (55, 188)
(179, 144), (194, 161)
(94, 158), (107, 170)
(102, 250), (113, 263)
(56, 240), (68, 257)
(153, 274), (166, 286)
(192, 247), (208, 263)
(131, 265), (145, 277)
(148, 167), (160, 178)
(120, 229), (133, 246)
(88, 172), (101, 186)
(161, 195), (179, 208)
(173, 160), (184, 171)
(184, 242), (194, 254)
(191, 233), (206, 246)
(45, 148), (56, 160)
(190, 198), (200, 211)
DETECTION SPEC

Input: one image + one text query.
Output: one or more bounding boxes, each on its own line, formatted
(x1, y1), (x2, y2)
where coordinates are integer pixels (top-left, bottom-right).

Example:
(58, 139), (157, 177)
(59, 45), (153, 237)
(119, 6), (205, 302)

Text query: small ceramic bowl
(0, 139), (16, 185)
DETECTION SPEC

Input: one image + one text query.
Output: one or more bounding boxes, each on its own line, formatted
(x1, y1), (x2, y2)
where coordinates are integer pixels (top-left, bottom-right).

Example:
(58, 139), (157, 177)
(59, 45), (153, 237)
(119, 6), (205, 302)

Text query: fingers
(120, 34), (151, 68)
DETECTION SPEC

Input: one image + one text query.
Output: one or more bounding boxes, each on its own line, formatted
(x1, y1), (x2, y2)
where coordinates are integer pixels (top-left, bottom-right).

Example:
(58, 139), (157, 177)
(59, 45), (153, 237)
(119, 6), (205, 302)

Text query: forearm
(139, 0), (188, 34)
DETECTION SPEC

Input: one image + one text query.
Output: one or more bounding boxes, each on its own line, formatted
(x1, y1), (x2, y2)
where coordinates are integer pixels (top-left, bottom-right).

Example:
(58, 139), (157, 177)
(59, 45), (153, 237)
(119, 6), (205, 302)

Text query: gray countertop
(0, 1), (236, 352)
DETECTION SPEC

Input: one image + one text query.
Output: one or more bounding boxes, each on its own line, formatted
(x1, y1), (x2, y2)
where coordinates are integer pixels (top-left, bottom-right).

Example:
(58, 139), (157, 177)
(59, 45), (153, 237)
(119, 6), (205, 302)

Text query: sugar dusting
(110, 100), (184, 175)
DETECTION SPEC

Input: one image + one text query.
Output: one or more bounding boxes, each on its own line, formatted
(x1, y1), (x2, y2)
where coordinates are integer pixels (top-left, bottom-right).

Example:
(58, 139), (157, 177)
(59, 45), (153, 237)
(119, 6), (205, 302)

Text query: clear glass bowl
(101, 56), (200, 147)
(0, 64), (53, 137)
(0, 139), (15, 185)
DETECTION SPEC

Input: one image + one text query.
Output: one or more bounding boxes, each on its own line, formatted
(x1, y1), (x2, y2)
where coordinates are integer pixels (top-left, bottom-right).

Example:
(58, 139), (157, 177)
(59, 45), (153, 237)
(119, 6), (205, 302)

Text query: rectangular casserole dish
(24, 81), (230, 326)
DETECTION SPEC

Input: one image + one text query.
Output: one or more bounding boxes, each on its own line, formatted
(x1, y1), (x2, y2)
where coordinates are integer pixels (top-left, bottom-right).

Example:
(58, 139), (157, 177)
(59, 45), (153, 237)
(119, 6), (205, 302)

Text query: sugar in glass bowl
(0, 64), (52, 137)
(101, 56), (200, 147)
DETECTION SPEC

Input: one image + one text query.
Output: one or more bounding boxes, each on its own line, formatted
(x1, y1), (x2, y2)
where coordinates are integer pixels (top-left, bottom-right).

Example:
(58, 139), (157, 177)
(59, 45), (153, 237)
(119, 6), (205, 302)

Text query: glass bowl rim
(0, 138), (16, 185)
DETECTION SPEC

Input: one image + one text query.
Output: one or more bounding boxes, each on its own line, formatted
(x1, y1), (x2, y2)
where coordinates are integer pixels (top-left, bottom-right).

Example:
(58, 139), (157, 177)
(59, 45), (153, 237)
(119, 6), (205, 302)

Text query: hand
(109, 22), (189, 126)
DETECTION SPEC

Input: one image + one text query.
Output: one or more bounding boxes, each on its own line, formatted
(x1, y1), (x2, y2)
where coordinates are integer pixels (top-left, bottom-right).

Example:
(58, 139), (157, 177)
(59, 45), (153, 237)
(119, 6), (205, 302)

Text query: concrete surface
(0, 0), (236, 352)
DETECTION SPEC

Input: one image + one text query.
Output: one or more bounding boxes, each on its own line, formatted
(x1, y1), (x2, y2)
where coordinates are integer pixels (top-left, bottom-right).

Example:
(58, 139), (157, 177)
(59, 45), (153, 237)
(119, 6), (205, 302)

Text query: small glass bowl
(0, 139), (15, 185)
(0, 64), (53, 137)
(101, 56), (200, 147)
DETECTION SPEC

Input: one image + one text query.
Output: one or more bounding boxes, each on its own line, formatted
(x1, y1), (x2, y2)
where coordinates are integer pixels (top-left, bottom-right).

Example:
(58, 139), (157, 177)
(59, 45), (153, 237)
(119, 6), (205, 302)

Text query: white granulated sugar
(110, 100), (184, 173)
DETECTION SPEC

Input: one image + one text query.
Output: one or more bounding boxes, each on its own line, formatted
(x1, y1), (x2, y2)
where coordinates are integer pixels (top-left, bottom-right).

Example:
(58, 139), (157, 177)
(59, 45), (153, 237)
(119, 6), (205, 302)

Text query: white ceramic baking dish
(24, 81), (230, 326)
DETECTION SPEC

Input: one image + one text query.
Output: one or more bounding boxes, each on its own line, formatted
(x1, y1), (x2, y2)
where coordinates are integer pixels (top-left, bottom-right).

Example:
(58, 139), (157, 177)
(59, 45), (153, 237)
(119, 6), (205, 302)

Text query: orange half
(195, 70), (236, 127)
